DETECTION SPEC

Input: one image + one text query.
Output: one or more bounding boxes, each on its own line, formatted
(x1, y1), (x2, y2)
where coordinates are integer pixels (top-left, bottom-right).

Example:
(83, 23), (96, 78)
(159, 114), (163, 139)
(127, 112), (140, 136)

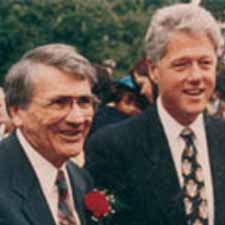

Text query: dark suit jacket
(0, 133), (94, 225)
(85, 105), (225, 225)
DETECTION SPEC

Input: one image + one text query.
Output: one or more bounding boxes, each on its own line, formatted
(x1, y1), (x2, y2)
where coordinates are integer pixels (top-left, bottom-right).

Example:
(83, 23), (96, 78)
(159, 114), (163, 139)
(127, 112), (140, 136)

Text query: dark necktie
(56, 170), (78, 225)
(180, 128), (208, 225)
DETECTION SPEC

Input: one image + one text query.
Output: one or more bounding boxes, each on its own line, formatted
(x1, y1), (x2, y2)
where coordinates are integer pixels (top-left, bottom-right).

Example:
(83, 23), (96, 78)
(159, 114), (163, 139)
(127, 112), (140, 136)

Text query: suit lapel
(21, 187), (55, 225)
(10, 134), (55, 225)
(8, 134), (90, 225)
(141, 106), (186, 225)
(67, 162), (89, 225)
(205, 115), (225, 225)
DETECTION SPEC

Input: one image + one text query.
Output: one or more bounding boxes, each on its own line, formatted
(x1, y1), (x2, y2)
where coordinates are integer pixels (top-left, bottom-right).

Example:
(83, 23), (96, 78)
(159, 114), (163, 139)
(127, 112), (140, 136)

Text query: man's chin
(187, 105), (206, 115)
(181, 109), (204, 123)
(67, 143), (84, 157)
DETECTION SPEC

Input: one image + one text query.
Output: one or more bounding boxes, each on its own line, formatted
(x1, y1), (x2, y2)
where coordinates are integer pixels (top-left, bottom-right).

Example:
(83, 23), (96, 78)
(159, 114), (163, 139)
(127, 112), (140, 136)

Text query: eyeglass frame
(31, 94), (99, 116)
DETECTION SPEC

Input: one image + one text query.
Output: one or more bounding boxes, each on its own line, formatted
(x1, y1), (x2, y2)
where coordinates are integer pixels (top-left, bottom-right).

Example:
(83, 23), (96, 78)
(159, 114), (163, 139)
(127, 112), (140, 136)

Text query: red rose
(84, 190), (110, 218)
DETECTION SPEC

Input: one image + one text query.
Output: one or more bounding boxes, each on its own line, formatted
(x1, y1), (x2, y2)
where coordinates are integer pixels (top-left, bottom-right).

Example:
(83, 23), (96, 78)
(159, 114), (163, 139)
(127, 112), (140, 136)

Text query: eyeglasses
(32, 95), (99, 116)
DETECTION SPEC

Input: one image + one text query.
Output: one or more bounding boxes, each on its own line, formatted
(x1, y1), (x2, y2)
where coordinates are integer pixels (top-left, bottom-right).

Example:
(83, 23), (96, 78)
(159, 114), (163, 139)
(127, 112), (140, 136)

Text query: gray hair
(144, 3), (224, 64)
(4, 43), (96, 109)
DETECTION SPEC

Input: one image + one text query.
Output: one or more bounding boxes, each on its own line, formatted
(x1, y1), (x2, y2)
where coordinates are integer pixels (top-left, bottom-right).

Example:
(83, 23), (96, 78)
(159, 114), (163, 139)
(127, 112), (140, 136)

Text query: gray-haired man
(0, 43), (97, 225)
(85, 4), (225, 225)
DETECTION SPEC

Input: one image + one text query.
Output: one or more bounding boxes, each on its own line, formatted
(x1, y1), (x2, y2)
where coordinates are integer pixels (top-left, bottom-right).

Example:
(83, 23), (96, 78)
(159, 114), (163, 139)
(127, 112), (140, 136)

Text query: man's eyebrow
(50, 94), (94, 99)
(172, 57), (190, 62)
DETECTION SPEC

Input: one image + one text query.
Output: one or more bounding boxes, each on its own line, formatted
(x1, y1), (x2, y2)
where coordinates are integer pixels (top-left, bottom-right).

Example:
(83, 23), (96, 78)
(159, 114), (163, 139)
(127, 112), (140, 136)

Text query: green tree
(0, 0), (215, 83)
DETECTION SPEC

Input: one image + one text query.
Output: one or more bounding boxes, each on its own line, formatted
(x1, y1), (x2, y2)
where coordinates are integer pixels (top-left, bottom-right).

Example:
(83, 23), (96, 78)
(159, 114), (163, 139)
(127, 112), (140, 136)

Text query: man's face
(11, 65), (94, 167)
(117, 92), (142, 116)
(151, 31), (217, 125)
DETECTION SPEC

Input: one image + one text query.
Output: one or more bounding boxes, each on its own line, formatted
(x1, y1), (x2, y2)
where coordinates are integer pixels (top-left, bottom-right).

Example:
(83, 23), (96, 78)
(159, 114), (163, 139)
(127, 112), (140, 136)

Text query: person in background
(207, 74), (225, 120)
(130, 59), (158, 108)
(0, 87), (14, 140)
(89, 75), (142, 136)
(85, 3), (225, 225)
(0, 43), (97, 225)
(102, 59), (116, 77)
(92, 63), (114, 106)
(207, 91), (222, 117)
(113, 75), (142, 116)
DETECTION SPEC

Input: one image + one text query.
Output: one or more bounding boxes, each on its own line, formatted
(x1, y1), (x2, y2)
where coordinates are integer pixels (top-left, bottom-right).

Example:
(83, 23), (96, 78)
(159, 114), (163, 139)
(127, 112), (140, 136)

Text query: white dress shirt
(157, 97), (214, 225)
(16, 129), (80, 225)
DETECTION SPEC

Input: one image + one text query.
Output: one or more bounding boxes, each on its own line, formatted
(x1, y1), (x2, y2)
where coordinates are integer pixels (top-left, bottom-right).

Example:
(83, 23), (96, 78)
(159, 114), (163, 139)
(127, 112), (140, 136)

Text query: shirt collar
(157, 97), (204, 142)
(16, 129), (67, 194)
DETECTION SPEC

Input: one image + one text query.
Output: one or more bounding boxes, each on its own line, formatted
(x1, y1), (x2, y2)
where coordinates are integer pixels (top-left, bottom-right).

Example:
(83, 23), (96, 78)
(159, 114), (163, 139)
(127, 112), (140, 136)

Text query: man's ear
(148, 63), (159, 84)
(9, 106), (23, 127)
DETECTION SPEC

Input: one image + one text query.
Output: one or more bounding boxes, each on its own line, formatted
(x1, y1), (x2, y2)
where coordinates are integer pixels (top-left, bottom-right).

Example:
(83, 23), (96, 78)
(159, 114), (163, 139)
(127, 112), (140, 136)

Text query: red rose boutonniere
(84, 189), (117, 223)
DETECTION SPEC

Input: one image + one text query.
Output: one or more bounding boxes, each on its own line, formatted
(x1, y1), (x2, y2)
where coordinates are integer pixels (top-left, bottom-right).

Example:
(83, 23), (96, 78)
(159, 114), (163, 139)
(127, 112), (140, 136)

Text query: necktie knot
(56, 170), (68, 198)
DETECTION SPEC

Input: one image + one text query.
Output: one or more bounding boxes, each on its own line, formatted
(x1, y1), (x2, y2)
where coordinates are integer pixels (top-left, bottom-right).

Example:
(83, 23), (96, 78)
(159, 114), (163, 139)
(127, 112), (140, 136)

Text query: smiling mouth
(183, 89), (204, 96)
(59, 130), (85, 141)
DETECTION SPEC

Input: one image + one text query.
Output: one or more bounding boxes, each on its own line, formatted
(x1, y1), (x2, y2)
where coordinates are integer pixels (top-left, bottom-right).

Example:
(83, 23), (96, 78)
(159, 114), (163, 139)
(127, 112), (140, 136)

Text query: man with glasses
(0, 43), (97, 225)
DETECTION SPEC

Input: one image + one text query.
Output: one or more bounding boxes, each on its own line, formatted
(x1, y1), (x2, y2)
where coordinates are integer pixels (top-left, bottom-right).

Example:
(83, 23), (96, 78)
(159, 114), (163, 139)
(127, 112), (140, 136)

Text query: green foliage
(202, 0), (225, 21)
(0, 0), (189, 83)
(1, 0), (224, 86)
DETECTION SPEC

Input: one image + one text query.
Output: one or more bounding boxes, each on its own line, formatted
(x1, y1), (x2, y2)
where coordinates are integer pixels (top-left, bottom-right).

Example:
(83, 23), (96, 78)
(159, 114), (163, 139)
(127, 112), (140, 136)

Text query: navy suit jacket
(85, 105), (225, 225)
(0, 133), (93, 225)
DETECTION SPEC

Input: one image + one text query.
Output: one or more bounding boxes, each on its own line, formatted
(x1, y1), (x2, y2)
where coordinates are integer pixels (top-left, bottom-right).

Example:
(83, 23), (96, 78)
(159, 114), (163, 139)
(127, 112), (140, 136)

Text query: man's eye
(199, 60), (212, 67)
(51, 97), (70, 106)
(77, 96), (92, 105)
(172, 61), (190, 70)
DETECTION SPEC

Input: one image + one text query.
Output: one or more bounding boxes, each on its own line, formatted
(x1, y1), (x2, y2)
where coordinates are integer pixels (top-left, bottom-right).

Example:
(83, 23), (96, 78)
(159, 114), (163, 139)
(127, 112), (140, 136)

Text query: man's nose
(65, 103), (85, 123)
(189, 62), (202, 80)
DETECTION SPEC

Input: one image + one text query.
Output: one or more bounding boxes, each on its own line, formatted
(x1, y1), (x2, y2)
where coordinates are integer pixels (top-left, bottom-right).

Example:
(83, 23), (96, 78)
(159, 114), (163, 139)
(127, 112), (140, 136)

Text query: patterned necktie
(56, 170), (78, 225)
(180, 128), (208, 225)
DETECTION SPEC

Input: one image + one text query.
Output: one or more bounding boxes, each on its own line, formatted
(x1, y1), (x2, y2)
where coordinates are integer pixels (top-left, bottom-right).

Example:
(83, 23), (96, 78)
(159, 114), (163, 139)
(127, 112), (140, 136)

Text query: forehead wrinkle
(31, 65), (91, 99)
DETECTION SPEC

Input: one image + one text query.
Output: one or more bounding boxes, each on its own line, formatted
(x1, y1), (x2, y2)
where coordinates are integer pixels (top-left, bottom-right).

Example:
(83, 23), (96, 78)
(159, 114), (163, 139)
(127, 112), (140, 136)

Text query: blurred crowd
(89, 58), (225, 138)
(89, 58), (158, 136)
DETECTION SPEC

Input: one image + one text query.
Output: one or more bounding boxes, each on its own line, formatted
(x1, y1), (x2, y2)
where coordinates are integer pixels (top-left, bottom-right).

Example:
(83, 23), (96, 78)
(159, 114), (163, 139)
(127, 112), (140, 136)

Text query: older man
(85, 4), (225, 225)
(0, 44), (97, 225)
